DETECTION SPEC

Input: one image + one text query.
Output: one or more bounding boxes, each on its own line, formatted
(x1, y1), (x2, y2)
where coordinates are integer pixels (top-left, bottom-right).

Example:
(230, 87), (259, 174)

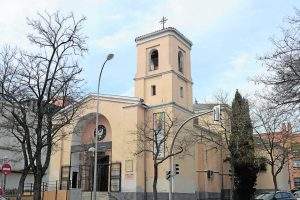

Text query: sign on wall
(110, 163), (121, 192)
(125, 160), (133, 172)
(1, 163), (12, 175)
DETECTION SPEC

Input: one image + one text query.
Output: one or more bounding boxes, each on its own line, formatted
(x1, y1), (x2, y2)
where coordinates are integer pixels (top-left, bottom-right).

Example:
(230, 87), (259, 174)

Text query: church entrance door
(96, 155), (109, 191)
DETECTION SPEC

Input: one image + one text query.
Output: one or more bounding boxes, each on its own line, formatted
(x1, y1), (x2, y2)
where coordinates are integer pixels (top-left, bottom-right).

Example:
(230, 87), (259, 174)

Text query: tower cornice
(135, 27), (193, 48)
(134, 69), (193, 84)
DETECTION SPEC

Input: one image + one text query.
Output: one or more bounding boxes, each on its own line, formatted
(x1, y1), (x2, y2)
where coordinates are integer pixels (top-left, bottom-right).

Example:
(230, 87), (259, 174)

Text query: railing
(2, 162), (122, 199)
(3, 180), (72, 200)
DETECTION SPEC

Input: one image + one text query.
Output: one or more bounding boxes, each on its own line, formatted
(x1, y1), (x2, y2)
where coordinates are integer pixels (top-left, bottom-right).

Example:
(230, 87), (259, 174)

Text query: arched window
(178, 51), (183, 73)
(150, 49), (159, 70)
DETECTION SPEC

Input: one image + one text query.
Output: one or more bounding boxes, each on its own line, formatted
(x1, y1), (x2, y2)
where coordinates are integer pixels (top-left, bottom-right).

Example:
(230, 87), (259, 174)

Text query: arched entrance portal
(68, 113), (113, 192)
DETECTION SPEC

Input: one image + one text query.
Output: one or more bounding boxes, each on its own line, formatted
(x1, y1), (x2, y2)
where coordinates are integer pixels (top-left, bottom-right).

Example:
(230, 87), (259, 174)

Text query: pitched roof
(193, 103), (219, 111)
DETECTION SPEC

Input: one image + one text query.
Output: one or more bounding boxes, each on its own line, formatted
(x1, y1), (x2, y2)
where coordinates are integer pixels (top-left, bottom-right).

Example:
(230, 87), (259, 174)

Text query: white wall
(0, 173), (34, 190)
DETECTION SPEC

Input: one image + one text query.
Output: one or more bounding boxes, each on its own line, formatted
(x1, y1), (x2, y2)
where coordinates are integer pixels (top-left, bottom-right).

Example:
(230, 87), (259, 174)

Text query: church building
(47, 27), (232, 200)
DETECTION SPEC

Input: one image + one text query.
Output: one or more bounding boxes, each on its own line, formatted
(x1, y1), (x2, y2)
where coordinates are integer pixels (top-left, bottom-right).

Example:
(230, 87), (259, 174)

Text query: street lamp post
(92, 54), (114, 200)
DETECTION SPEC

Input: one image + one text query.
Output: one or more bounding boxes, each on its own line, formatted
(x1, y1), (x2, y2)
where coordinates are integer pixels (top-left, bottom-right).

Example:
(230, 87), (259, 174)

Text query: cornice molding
(135, 27), (192, 48)
(134, 69), (193, 84)
(147, 101), (193, 114)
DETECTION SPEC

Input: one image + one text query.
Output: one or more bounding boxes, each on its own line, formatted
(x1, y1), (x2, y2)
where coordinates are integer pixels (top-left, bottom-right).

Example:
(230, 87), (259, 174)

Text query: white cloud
(97, 28), (133, 51)
(1, 0), (244, 51)
(96, 0), (243, 50)
(121, 86), (134, 97)
(197, 52), (264, 103)
(231, 53), (252, 71)
(222, 52), (254, 81)
(165, 0), (241, 34)
(0, 0), (60, 47)
(0, 0), (105, 48)
(0, 0), (257, 101)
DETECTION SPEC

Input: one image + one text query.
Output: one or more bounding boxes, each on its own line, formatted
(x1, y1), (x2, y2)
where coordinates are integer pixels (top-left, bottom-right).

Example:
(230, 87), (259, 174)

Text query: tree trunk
(153, 164), (158, 200)
(271, 165), (278, 191)
(33, 169), (43, 200)
(16, 167), (30, 200)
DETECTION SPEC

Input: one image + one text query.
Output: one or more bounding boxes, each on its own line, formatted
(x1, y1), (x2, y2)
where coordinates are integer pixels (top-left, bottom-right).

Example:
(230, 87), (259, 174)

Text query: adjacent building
(0, 142), (34, 191)
(288, 132), (300, 190)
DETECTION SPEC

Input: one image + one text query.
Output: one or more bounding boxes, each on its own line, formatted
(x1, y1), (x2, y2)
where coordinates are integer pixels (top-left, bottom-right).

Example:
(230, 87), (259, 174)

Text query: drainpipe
(141, 100), (148, 200)
(220, 141), (224, 200)
(287, 155), (292, 190)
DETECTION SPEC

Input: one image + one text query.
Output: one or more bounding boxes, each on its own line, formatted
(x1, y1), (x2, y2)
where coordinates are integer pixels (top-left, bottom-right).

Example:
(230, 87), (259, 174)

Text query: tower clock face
(94, 125), (106, 141)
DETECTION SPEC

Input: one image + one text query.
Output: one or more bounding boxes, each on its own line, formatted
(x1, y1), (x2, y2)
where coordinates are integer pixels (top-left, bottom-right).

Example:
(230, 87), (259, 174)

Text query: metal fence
(2, 162), (118, 200)
(4, 180), (70, 200)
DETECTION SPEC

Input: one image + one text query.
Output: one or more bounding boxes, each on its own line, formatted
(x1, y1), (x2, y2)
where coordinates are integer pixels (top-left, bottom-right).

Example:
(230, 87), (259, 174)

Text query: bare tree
(134, 112), (196, 200)
(256, 9), (300, 110)
(252, 102), (296, 191)
(0, 11), (87, 200)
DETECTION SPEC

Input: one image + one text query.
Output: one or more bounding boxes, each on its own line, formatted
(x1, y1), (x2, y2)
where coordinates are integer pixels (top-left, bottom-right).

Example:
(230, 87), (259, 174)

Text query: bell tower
(134, 27), (193, 111)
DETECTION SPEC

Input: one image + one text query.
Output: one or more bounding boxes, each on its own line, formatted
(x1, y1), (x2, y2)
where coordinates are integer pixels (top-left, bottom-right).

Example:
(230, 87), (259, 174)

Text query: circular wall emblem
(94, 125), (106, 141)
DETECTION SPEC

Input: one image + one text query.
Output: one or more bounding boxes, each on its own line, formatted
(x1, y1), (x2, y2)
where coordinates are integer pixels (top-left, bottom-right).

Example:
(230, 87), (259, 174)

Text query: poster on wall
(125, 160), (133, 172)
(110, 163), (121, 192)
(110, 179), (120, 192)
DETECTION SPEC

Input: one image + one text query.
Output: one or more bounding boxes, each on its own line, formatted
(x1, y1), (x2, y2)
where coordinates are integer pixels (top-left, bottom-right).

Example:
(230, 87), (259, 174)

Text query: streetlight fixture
(88, 147), (96, 152)
(92, 53), (114, 200)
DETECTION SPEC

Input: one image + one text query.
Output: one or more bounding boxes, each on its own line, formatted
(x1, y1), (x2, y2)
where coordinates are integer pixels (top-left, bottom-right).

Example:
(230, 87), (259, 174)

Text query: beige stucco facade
(255, 146), (290, 191)
(48, 95), (146, 192)
(47, 28), (231, 199)
(47, 27), (287, 200)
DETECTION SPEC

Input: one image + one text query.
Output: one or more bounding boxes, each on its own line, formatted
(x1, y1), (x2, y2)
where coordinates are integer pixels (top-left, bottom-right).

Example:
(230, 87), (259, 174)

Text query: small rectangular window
(151, 85), (156, 96)
(294, 160), (300, 168)
(295, 178), (300, 187)
(193, 118), (199, 125)
(180, 87), (183, 98)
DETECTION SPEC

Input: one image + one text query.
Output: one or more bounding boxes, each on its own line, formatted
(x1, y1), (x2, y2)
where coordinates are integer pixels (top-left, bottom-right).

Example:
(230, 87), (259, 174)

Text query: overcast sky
(1, 0), (299, 102)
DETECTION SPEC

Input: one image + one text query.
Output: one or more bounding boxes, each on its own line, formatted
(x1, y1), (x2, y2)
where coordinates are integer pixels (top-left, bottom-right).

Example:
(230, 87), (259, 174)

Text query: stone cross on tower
(159, 16), (168, 29)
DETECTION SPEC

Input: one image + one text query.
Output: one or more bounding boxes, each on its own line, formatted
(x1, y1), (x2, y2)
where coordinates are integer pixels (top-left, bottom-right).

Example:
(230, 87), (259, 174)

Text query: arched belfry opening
(150, 49), (159, 70)
(67, 113), (113, 192)
(178, 50), (184, 73)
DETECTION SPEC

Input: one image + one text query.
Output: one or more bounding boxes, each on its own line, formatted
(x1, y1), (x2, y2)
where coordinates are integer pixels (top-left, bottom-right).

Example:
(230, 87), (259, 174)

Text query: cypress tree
(229, 90), (259, 200)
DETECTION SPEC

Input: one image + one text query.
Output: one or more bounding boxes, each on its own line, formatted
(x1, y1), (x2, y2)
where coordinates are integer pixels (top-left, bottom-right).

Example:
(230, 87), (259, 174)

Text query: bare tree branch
(0, 11), (87, 200)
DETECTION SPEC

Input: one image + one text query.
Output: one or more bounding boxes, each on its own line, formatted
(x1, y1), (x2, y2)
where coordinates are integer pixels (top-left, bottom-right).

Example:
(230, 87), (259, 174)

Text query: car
(293, 191), (300, 200)
(255, 191), (296, 200)
(256, 193), (275, 200)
